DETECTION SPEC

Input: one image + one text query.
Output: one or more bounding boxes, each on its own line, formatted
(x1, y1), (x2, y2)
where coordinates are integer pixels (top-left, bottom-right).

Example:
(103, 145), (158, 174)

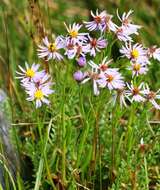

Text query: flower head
(143, 83), (160, 109)
(117, 10), (141, 35)
(64, 23), (88, 45)
(37, 36), (63, 61)
(84, 10), (107, 32)
(16, 62), (45, 84)
(128, 62), (148, 77)
(120, 42), (149, 64)
(126, 82), (145, 102)
(147, 46), (160, 61)
(86, 36), (107, 57)
(98, 70), (125, 90)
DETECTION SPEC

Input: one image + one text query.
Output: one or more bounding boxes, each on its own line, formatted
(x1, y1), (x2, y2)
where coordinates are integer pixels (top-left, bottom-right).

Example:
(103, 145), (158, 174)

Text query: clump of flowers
(16, 63), (54, 108)
(17, 9), (160, 110)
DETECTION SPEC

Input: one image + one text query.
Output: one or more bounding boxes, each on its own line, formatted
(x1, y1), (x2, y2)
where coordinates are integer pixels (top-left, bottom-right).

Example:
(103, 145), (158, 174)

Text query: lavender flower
(86, 36), (107, 57)
(73, 71), (85, 81)
(77, 56), (86, 67)
(37, 36), (63, 61)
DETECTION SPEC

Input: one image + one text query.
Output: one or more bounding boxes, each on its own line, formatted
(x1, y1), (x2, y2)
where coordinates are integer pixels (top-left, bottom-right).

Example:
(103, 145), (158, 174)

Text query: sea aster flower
(26, 82), (54, 108)
(73, 70), (85, 81)
(126, 82), (145, 102)
(128, 62), (148, 77)
(81, 63), (103, 96)
(113, 26), (133, 42)
(37, 36), (63, 61)
(86, 36), (107, 57)
(84, 10), (107, 32)
(64, 40), (89, 59)
(88, 57), (114, 74)
(143, 83), (160, 109)
(147, 46), (160, 61)
(16, 62), (45, 84)
(98, 69), (125, 91)
(117, 10), (141, 35)
(77, 56), (86, 67)
(120, 42), (149, 64)
(64, 23), (88, 45)
(112, 88), (128, 107)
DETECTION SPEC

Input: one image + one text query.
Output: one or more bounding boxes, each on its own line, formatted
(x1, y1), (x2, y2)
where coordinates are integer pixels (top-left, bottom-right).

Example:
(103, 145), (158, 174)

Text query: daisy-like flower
(26, 82), (54, 108)
(98, 69), (125, 91)
(126, 82), (145, 102)
(112, 88), (128, 107)
(86, 36), (107, 57)
(88, 57), (114, 74)
(84, 10), (107, 32)
(120, 42), (149, 64)
(147, 46), (160, 61)
(113, 26), (133, 42)
(64, 40), (89, 59)
(117, 10), (141, 35)
(16, 62), (45, 84)
(64, 23), (88, 45)
(81, 64), (103, 96)
(37, 36), (63, 61)
(143, 83), (160, 109)
(128, 62), (148, 77)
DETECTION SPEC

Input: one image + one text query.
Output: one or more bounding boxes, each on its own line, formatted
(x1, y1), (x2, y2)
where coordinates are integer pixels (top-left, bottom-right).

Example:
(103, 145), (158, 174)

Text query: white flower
(64, 23), (88, 44)
(98, 69), (125, 91)
(81, 64), (103, 96)
(126, 82), (145, 102)
(88, 57), (113, 74)
(26, 82), (54, 108)
(128, 62), (148, 77)
(64, 40), (89, 59)
(143, 83), (160, 109)
(120, 42), (149, 64)
(16, 62), (45, 84)
(86, 36), (107, 57)
(84, 10), (107, 32)
(114, 26), (133, 42)
(112, 88), (128, 107)
(117, 9), (141, 35)
(37, 36), (63, 61)
(147, 46), (160, 61)
(25, 73), (54, 108)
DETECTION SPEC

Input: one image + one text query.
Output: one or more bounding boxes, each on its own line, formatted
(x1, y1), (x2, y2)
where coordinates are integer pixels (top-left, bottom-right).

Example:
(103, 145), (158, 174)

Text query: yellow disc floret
(34, 89), (43, 99)
(48, 43), (57, 52)
(131, 49), (139, 59)
(133, 63), (141, 71)
(69, 30), (78, 38)
(26, 69), (35, 78)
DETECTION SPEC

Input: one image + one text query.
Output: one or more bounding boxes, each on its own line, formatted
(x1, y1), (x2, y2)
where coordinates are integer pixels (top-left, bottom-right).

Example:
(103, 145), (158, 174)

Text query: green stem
(144, 156), (149, 190)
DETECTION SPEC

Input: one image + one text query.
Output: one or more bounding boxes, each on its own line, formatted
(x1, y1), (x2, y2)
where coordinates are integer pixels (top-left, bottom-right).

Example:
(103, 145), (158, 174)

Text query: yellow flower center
(106, 74), (114, 82)
(26, 69), (35, 78)
(34, 90), (43, 99)
(133, 63), (141, 71)
(69, 30), (78, 38)
(48, 43), (57, 52)
(131, 49), (139, 59)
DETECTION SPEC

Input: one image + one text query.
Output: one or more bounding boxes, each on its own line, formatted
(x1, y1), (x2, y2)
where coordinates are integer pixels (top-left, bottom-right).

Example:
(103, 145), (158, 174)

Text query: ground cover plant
(0, 0), (160, 189)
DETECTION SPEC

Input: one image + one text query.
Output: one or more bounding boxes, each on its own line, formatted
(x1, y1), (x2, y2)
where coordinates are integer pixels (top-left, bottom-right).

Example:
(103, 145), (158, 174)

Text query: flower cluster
(17, 9), (160, 110)
(71, 9), (160, 109)
(16, 62), (54, 108)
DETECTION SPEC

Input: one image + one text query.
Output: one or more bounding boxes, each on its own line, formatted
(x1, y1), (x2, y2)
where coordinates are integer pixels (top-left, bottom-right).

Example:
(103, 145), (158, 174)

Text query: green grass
(0, 0), (160, 189)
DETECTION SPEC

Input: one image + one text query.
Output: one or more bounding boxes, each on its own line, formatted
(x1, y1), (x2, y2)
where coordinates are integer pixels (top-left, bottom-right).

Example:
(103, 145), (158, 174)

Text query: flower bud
(73, 71), (84, 81)
(77, 56), (86, 67)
